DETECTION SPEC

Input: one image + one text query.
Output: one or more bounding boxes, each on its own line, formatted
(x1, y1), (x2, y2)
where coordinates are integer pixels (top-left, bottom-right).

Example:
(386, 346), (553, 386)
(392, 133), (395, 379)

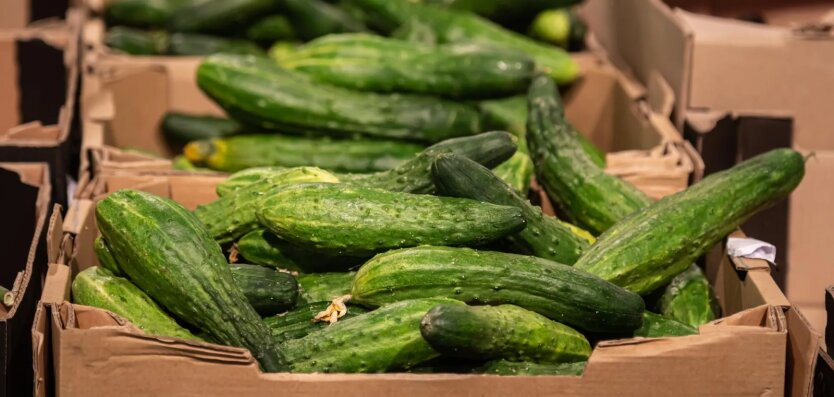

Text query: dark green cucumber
(73, 266), (201, 341)
(216, 167), (287, 197)
(162, 112), (243, 145)
(96, 189), (285, 371)
(105, 27), (167, 55)
(432, 154), (593, 264)
(421, 304), (591, 363)
(528, 75), (650, 234)
(491, 150), (534, 193)
(197, 54), (482, 143)
(278, 33), (535, 99)
(351, 246), (645, 333)
(633, 312), (698, 338)
(528, 8), (587, 51)
(297, 272), (356, 303)
(246, 15), (295, 44)
(417, 0), (582, 26)
(282, 0), (369, 40)
(575, 148), (805, 294)
(657, 264), (721, 327)
(478, 359), (586, 376)
(282, 298), (464, 372)
(194, 167), (339, 244)
(349, 0), (579, 84)
(391, 19), (438, 44)
(168, 0), (282, 34)
(167, 33), (263, 56)
(184, 134), (423, 173)
(408, 357), (485, 374)
(257, 183), (526, 257)
(94, 236), (124, 276)
(105, 0), (194, 28)
(238, 229), (360, 273)
(228, 263), (298, 316)
(264, 301), (368, 343)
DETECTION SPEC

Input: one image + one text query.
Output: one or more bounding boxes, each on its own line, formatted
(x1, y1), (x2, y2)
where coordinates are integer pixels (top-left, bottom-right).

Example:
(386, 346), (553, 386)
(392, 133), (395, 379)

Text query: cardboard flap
(46, 205), (64, 265)
(786, 307), (822, 397)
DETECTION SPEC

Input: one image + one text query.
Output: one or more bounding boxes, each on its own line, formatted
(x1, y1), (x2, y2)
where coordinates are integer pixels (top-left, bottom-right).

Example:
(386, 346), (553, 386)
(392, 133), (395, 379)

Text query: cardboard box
(32, 172), (820, 396)
(0, 11), (81, 208)
(583, 0), (834, 348)
(0, 0), (70, 30)
(0, 163), (52, 396)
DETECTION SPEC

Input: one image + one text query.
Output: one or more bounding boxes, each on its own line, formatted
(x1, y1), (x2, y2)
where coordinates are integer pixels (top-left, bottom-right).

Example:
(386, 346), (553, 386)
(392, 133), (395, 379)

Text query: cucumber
(161, 112), (243, 145)
(246, 15), (295, 44)
(167, 33), (263, 56)
(264, 301), (369, 343)
(528, 75), (650, 234)
(391, 20), (438, 44)
(417, 0), (582, 26)
(172, 156), (206, 171)
(351, 246), (645, 333)
(228, 263), (298, 316)
(575, 148), (805, 294)
(278, 33), (535, 99)
(432, 154), (593, 265)
(197, 54), (482, 143)
(478, 360), (586, 376)
(96, 189), (286, 371)
(282, 0), (369, 40)
(257, 183), (526, 257)
(633, 312), (698, 338)
(421, 304), (591, 363)
(105, 0), (192, 28)
(73, 267), (200, 341)
(94, 236), (124, 276)
(216, 167), (287, 197)
(184, 134), (424, 173)
(267, 41), (299, 61)
(657, 264), (721, 327)
(528, 8), (587, 51)
(491, 150), (534, 193)
(282, 298), (464, 372)
(105, 27), (168, 55)
(168, 0), (282, 34)
(237, 228), (301, 270)
(349, 0), (579, 84)
(297, 272), (356, 303)
(194, 167), (340, 244)
(409, 357), (485, 374)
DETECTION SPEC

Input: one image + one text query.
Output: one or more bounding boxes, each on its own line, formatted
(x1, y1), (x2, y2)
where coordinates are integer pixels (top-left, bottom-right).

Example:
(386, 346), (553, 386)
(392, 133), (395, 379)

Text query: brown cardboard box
(32, 172), (818, 396)
(583, 0), (834, 358)
(0, 163), (52, 396)
(0, 11), (81, 207)
(0, 0), (70, 30)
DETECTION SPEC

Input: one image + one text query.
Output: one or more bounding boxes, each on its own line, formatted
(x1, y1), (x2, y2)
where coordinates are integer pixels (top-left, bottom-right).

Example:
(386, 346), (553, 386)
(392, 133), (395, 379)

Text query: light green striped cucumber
(657, 264), (721, 327)
(297, 272), (356, 303)
(491, 149), (534, 193)
(72, 266), (200, 341)
(633, 311), (698, 338)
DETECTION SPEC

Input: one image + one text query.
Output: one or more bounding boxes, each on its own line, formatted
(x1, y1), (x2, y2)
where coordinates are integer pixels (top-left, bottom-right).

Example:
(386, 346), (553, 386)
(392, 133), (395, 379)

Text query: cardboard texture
(0, 163), (52, 396)
(0, 0), (69, 30)
(0, 11), (81, 208)
(30, 173), (809, 397)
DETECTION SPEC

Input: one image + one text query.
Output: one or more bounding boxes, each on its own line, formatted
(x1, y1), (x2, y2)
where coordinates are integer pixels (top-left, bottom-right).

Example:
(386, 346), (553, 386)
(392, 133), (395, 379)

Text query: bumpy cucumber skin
(228, 263), (298, 316)
(575, 148), (805, 295)
(216, 166), (287, 197)
(280, 33), (534, 99)
(283, 0), (369, 41)
(478, 359), (586, 376)
(194, 167), (339, 244)
(168, 0), (281, 34)
(237, 229), (359, 273)
(264, 301), (369, 343)
(432, 154), (592, 265)
(658, 264), (721, 327)
(633, 311), (698, 338)
(421, 304), (591, 363)
(94, 236), (124, 276)
(197, 54), (482, 143)
(167, 33), (263, 56)
(527, 75), (650, 234)
(185, 134), (423, 173)
(96, 189), (286, 371)
(491, 150), (534, 193)
(282, 298), (464, 373)
(257, 183), (526, 257)
(349, 0), (578, 84)
(162, 112), (242, 145)
(351, 246), (645, 333)
(296, 272), (356, 303)
(73, 266), (200, 341)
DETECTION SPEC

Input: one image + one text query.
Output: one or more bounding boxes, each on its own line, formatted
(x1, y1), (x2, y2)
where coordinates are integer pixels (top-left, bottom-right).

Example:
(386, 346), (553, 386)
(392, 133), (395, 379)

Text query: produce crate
(34, 172), (816, 397)
(0, 0), (69, 29)
(0, 163), (52, 396)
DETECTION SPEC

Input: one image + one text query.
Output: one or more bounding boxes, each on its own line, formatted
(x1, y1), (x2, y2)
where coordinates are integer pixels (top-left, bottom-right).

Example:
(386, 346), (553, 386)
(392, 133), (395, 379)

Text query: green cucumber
(246, 15), (295, 44)
(282, 298), (464, 372)
(168, 0), (282, 34)
(421, 304), (591, 363)
(349, 0), (579, 84)
(216, 167), (287, 197)
(105, 27), (168, 55)
(184, 134), (423, 173)
(297, 272), (356, 303)
(575, 148), (805, 294)
(278, 33), (535, 99)
(351, 246), (645, 333)
(167, 33), (263, 56)
(73, 266), (201, 341)
(105, 0), (193, 28)
(633, 312), (698, 338)
(161, 112), (243, 145)
(657, 264), (721, 327)
(282, 0), (369, 40)
(94, 236), (124, 276)
(228, 263), (298, 316)
(238, 229), (359, 273)
(528, 8), (587, 51)
(96, 189), (285, 371)
(194, 167), (340, 244)
(491, 150), (534, 193)
(257, 183), (526, 257)
(478, 359), (586, 376)
(528, 75), (650, 234)
(417, 0), (582, 26)
(197, 54), (482, 143)
(172, 156), (208, 171)
(264, 301), (369, 343)
(432, 154), (593, 264)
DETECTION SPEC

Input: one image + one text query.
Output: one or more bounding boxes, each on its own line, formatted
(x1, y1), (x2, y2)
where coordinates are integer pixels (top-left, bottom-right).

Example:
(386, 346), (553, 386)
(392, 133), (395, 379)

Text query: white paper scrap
(726, 237), (776, 265)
